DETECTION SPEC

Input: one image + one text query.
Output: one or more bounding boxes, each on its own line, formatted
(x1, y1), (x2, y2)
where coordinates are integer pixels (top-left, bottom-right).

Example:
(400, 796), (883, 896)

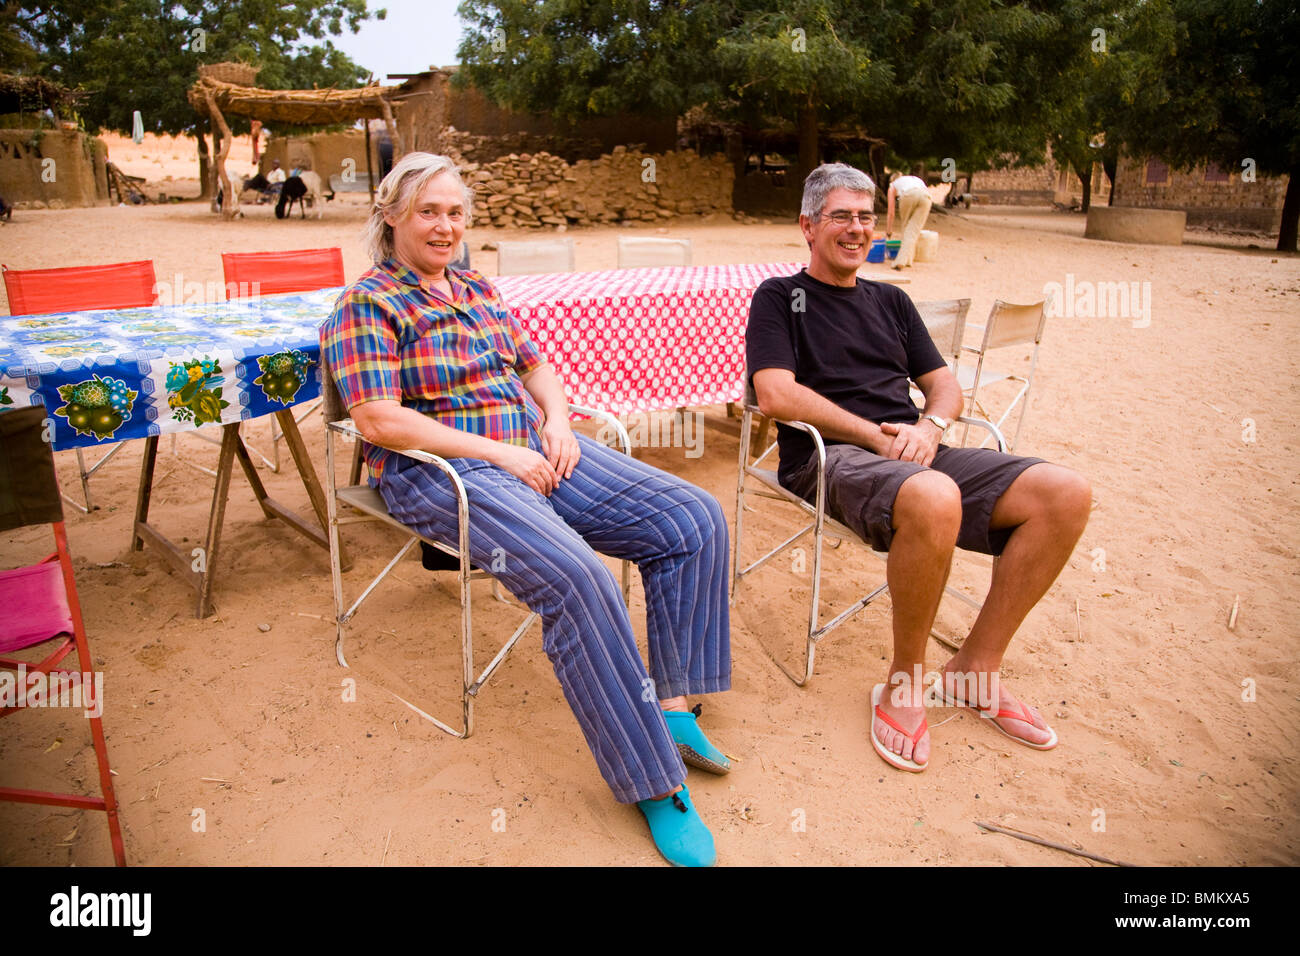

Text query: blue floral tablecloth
(0, 288), (341, 452)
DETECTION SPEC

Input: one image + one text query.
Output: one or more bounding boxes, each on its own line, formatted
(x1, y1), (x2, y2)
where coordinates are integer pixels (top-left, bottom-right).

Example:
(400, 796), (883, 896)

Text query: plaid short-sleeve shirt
(320, 258), (547, 484)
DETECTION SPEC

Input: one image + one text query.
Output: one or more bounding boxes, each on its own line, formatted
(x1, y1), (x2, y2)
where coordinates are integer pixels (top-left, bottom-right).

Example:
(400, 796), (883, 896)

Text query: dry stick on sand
(975, 821), (1135, 867)
(1227, 595), (1240, 631)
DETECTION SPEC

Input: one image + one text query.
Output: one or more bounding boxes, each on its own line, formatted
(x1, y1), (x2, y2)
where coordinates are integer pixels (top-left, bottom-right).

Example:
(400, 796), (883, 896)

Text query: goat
(0, 195), (12, 222)
(274, 171), (332, 219)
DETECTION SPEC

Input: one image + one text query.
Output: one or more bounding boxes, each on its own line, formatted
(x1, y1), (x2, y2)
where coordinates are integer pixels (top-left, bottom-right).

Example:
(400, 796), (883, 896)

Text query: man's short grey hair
(363, 152), (474, 263)
(800, 163), (877, 220)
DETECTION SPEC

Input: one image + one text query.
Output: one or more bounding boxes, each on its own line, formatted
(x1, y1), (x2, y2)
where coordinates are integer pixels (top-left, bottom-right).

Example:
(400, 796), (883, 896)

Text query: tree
(1099, 0), (1299, 251)
(9, 1), (381, 134)
(456, 1), (727, 121)
(6, 1), (383, 197)
(457, 1), (1127, 195)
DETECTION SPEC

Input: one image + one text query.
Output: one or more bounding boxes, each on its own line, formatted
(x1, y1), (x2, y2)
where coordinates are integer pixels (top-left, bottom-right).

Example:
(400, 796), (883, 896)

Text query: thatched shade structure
(188, 70), (405, 219)
(188, 77), (399, 127)
(0, 73), (82, 116)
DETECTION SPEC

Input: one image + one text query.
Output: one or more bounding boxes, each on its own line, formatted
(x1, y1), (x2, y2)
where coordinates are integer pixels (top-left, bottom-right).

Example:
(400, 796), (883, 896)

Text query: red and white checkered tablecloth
(495, 262), (805, 414)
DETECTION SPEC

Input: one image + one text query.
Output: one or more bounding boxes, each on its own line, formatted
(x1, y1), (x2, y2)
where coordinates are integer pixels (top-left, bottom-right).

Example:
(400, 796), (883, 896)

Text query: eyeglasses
(820, 211), (876, 227)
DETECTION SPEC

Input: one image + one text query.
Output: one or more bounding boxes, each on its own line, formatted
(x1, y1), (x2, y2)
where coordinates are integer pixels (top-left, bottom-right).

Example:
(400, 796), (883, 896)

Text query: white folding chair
(957, 299), (1048, 452)
(496, 239), (575, 275)
(320, 355), (632, 738)
(616, 237), (692, 268)
(907, 297), (972, 424)
(732, 370), (1006, 686)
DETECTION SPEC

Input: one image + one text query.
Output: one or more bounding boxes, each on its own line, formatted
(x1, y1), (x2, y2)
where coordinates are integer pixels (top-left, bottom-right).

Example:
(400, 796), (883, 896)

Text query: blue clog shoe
(663, 705), (731, 775)
(636, 785), (716, 867)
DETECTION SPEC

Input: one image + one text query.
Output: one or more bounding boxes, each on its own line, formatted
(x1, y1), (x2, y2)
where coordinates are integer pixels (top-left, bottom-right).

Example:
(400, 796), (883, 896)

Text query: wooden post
(365, 117), (375, 204)
(379, 95), (405, 160)
(205, 90), (237, 220)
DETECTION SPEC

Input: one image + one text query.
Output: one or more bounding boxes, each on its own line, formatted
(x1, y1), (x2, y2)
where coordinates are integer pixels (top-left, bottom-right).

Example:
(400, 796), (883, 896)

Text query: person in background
(320, 152), (733, 867)
(263, 159), (286, 202)
(886, 166), (933, 269)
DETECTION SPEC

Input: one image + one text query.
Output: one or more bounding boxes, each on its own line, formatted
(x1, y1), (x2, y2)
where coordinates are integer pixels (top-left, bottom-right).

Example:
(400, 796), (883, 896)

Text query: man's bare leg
(875, 470), (962, 766)
(942, 463), (1091, 743)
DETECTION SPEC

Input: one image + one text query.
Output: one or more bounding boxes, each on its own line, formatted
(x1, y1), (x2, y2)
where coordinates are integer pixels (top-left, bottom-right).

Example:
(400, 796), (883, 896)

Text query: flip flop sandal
(933, 682), (1059, 750)
(870, 683), (928, 773)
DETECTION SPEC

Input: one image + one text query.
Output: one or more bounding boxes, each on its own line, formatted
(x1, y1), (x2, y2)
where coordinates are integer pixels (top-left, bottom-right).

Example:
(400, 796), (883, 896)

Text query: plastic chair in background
(496, 238), (575, 275)
(0, 406), (126, 865)
(615, 237), (692, 269)
(2, 260), (158, 512)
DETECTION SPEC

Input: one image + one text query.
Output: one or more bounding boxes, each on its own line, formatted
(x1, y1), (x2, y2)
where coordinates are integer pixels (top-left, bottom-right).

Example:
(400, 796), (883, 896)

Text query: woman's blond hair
(363, 152), (474, 263)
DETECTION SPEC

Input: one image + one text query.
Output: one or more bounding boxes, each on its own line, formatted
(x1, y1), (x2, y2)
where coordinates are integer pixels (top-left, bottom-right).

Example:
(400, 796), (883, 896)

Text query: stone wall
(1112, 155), (1286, 232)
(441, 126), (607, 165)
(453, 144), (733, 228)
(973, 150), (1111, 207)
(0, 129), (108, 207)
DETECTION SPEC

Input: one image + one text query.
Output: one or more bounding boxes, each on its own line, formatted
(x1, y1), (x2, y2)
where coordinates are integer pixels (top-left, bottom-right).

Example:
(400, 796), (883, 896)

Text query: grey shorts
(782, 444), (1045, 556)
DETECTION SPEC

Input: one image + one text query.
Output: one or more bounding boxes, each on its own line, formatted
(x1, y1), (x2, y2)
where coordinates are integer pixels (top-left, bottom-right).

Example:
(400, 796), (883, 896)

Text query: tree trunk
(197, 129), (212, 200)
(1074, 161), (1092, 212)
(868, 143), (887, 214)
(1104, 152), (1117, 206)
(796, 97), (819, 185)
(205, 91), (237, 220)
(1276, 162), (1299, 253)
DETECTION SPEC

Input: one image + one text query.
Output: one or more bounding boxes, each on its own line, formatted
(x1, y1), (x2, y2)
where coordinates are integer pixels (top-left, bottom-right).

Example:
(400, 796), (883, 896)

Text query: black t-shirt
(745, 269), (945, 483)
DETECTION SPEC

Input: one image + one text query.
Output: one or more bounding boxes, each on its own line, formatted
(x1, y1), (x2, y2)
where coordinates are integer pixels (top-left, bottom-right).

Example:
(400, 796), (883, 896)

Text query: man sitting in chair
(745, 163), (1091, 773)
(321, 152), (731, 866)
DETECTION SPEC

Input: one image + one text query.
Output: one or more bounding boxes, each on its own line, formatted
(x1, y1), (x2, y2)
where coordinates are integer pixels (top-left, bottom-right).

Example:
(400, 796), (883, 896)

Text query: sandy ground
(1, 134), (1297, 867)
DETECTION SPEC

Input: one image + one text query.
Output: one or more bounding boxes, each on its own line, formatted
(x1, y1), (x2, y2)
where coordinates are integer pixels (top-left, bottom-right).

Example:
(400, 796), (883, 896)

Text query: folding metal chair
(0, 406), (126, 865)
(221, 247), (344, 298)
(496, 238), (575, 275)
(2, 260), (158, 513)
(616, 236), (692, 268)
(732, 347), (1007, 686)
(957, 299), (1048, 452)
(320, 354), (633, 738)
(185, 248), (346, 474)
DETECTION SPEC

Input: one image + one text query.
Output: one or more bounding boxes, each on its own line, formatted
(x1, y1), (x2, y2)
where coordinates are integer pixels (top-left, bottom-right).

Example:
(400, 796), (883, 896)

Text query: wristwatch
(922, 414), (949, 433)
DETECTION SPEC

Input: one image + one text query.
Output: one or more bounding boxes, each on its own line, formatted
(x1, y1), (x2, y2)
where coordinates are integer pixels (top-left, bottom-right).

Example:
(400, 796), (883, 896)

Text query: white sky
(327, 0), (468, 78)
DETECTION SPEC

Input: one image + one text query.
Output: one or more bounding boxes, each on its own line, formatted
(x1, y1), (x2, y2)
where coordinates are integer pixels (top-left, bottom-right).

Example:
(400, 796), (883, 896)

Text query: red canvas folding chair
(0, 406), (126, 865)
(2, 260), (158, 513)
(3, 260), (157, 317)
(220, 247), (344, 299)
(203, 248), (345, 472)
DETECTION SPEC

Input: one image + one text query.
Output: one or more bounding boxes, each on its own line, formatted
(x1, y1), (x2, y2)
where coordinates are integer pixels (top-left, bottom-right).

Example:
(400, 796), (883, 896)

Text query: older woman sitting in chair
(320, 152), (732, 866)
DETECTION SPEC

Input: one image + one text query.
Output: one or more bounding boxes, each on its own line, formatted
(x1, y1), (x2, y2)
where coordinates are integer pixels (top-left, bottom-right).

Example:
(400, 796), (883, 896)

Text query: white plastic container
(916, 229), (939, 262)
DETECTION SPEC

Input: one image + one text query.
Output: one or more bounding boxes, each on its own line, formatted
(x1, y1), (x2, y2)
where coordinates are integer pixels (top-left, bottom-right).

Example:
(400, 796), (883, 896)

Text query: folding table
(0, 289), (344, 617)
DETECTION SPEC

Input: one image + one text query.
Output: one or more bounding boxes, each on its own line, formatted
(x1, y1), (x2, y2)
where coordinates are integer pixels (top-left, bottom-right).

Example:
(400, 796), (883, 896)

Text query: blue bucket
(866, 239), (887, 263)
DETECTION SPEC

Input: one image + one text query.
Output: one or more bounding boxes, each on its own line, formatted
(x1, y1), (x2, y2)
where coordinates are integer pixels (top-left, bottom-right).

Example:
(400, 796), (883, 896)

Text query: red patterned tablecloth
(495, 262), (805, 414)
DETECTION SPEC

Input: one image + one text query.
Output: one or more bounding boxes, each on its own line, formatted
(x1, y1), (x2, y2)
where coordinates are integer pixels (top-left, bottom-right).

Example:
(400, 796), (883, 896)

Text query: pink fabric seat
(0, 558), (73, 653)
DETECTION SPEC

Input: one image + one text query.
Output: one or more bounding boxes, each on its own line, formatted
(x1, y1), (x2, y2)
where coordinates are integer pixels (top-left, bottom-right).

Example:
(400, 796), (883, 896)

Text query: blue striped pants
(379, 431), (732, 803)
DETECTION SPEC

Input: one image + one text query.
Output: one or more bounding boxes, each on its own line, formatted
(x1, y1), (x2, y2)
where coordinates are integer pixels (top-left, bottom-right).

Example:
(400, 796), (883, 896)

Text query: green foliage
(6, 1), (385, 135)
(457, 1), (1129, 178)
(456, 0), (728, 119)
(1102, 0), (1298, 179)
